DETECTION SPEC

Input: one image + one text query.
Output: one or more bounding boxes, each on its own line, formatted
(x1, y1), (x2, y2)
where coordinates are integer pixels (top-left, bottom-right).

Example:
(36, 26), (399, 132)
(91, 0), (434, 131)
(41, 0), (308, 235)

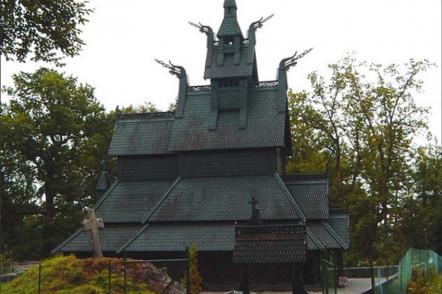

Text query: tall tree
(0, 0), (92, 64)
(400, 143), (442, 254)
(0, 68), (113, 256)
(287, 56), (432, 263)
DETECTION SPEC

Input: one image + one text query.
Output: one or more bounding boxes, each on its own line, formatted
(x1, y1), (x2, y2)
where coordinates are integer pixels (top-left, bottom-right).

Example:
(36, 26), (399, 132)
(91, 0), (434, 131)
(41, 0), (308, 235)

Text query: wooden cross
(83, 208), (104, 258)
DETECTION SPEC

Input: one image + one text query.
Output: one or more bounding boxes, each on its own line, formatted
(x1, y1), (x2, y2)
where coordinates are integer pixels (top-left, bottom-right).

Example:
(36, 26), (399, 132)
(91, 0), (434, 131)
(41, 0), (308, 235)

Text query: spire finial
(224, 0), (237, 9)
(217, 0), (243, 38)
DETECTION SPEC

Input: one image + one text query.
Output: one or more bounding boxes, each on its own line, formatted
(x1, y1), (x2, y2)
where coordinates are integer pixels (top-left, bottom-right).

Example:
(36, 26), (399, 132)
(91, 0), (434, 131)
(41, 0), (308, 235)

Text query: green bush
(1, 255), (155, 294)
(407, 267), (442, 294)
(188, 244), (202, 294)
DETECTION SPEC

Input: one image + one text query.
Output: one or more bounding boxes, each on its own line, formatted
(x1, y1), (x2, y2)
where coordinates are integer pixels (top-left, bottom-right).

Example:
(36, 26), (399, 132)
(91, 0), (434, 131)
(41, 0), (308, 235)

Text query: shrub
(188, 244), (202, 294)
(1, 255), (155, 294)
(407, 267), (442, 294)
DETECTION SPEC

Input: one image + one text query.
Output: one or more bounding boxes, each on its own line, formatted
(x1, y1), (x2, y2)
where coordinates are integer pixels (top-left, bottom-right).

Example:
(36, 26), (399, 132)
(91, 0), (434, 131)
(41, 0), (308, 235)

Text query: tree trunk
(45, 186), (55, 223)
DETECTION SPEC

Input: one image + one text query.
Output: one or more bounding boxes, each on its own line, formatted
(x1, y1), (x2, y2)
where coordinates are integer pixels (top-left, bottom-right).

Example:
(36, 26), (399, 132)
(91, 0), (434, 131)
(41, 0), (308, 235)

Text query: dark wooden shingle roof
(284, 175), (329, 219)
(55, 225), (141, 253)
(107, 85), (287, 155)
(109, 113), (174, 156)
(148, 175), (304, 222)
(169, 86), (286, 152)
(95, 180), (175, 223)
(233, 224), (307, 263)
(124, 223), (235, 252)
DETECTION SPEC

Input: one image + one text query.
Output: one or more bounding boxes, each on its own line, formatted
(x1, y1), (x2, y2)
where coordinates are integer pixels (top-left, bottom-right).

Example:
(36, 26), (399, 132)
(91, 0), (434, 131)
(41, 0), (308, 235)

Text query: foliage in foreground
(0, 0), (92, 64)
(407, 267), (442, 294)
(188, 244), (202, 294)
(1, 255), (155, 294)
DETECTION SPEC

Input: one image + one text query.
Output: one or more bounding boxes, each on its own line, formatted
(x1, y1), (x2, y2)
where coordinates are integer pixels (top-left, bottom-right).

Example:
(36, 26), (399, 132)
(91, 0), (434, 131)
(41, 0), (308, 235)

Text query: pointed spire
(96, 161), (112, 196)
(224, 0), (237, 9)
(217, 0), (243, 38)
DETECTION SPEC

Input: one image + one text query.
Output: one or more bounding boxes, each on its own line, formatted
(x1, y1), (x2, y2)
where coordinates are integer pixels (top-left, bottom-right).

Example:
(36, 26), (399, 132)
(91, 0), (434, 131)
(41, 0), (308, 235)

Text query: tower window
(224, 37), (234, 46)
(218, 78), (240, 88)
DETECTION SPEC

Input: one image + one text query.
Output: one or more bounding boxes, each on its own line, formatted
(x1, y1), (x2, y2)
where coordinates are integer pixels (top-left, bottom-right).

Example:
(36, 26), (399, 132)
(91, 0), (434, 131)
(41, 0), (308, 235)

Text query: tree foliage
(0, 67), (166, 259)
(288, 56), (437, 263)
(0, 68), (113, 258)
(0, 0), (92, 64)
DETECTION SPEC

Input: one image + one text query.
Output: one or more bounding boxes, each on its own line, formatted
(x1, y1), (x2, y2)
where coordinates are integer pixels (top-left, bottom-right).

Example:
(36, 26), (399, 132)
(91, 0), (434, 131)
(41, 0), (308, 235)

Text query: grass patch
(1, 255), (156, 294)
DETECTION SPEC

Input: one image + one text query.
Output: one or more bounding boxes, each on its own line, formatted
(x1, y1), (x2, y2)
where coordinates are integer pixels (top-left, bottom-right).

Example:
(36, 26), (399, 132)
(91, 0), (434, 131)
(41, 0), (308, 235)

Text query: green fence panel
(321, 256), (337, 294)
(374, 248), (442, 294)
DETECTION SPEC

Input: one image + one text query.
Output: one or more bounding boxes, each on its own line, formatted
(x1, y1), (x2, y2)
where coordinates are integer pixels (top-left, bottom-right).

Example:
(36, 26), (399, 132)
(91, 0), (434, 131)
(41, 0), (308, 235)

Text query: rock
(0, 272), (17, 283)
(141, 261), (184, 294)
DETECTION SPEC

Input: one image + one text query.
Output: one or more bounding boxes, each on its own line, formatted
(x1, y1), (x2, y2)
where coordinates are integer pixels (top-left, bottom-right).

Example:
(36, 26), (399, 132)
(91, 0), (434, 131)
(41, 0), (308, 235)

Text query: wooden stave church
(54, 0), (350, 286)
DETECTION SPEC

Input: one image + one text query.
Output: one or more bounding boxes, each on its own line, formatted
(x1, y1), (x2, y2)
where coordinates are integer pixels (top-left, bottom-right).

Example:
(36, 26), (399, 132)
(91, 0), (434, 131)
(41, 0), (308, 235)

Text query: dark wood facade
(54, 0), (350, 289)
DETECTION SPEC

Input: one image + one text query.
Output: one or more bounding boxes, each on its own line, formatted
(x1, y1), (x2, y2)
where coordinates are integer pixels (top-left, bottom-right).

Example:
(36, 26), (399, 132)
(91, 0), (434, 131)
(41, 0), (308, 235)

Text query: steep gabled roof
(284, 175), (329, 219)
(109, 113), (174, 156)
(169, 86), (286, 152)
(54, 225), (141, 253)
(107, 85), (288, 156)
(147, 174), (304, 222)
(94, 180), (175, 223)
(204, 47), (252, 79)
(119, 220), (347, 254)
(328, 213), (350, 247)
(306, 221), (348, 250)
(96, 171), (112, 192)
(124, 223), (235, 252)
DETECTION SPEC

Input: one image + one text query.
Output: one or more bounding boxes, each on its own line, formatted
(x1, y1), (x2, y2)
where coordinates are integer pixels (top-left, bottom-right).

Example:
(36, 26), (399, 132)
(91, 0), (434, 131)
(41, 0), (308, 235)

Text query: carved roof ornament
(248, 14), (274, 33)
(154, 59), (186, 79)
(188, 21), (213, 36)
(279, 48), (313, 71)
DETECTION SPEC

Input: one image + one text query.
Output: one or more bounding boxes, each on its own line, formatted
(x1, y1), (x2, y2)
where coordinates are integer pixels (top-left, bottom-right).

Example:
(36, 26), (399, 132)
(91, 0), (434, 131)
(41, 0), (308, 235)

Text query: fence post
(0, 253), (3, 294)
(123, 255), (127, 294)
(324, 259), (328, 294)
(370, 260), (375, 292)
(334, 260), (337, 294)
(108, 259), (112, 294)
(38, 262), (42, 294)
(321, 252), (328, 294)
(186, 247), (190, 294)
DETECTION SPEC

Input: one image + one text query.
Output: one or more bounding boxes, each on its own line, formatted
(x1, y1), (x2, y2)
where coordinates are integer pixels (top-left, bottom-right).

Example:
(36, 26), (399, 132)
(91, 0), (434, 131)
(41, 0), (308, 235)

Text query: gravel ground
(202, 278), (376, 294)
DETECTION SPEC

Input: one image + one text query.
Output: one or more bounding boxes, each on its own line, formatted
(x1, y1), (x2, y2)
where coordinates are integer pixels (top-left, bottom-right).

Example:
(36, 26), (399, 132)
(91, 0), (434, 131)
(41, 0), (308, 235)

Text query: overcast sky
(1, 0), (441, 143)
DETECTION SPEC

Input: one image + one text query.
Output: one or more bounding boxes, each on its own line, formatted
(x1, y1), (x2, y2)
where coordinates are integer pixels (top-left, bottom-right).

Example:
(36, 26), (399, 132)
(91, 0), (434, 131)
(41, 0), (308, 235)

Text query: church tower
(55, 0), (350, 289)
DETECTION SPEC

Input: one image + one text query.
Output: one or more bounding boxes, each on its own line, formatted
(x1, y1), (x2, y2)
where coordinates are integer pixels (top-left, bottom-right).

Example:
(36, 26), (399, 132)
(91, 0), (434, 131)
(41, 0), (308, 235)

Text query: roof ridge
(273, 173), (306, 221)
(53, 181), (119, 254)
(178, 174), (271, 180)
(51, 228), (84, 254)
(117, 224), (150, 254)
(117, 177), (181, 254)
(142, 177), (182, 223)
(306, 226), (325, 250)
(322, 220), (349, 249)
(94, 181), (119, 210)
(118, 112), (175, 120)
